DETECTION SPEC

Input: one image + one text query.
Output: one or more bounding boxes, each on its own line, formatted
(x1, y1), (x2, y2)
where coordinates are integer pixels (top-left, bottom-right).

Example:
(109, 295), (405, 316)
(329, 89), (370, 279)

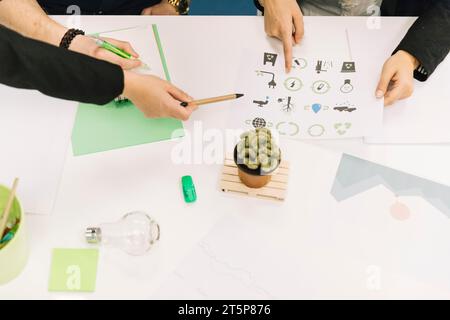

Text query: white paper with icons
(232, 39), (383, 139)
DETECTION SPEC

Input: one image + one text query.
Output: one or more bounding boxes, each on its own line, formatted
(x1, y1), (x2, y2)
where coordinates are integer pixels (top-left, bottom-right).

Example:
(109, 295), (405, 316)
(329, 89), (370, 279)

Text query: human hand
(70, 35), (142, 70)
(261, 0), (304, 72)
(141, 1), (178, 15)
(123, 71), (196, 120)
(376, 50), (419, 106)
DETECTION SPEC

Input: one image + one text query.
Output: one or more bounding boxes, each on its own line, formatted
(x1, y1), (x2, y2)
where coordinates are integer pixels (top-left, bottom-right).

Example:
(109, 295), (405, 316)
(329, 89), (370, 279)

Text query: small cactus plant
(236, 128), (281, 175)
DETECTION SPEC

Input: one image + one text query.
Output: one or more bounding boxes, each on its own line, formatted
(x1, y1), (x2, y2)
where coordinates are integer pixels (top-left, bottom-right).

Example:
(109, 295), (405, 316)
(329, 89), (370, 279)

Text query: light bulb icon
(85, 212), (160, 256)
(340, 79), (354, 93)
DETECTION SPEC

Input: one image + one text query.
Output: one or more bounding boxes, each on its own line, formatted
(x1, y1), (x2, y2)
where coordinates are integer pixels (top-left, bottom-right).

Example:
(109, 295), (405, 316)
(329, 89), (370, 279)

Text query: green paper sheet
(72, 102), (183, 156)
(48, 248), (99, 292)
(71, 24), (183, 156)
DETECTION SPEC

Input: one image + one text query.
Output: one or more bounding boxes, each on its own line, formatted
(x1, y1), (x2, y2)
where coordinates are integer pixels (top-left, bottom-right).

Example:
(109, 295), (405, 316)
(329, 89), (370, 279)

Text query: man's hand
(123, 71), (197, 121)
(376, 50), (420, 106)
(70, 35), (142, 70)
(141, 0), (178, 15)
(262, 0), (304, 72)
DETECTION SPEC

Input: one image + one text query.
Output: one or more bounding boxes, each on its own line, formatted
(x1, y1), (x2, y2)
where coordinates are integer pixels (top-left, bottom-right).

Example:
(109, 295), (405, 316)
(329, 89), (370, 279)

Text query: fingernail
(376, 90), (384, 98)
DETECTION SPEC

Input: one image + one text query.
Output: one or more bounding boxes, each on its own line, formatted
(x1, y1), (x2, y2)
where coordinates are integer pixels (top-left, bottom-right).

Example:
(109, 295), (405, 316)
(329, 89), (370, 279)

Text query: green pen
(91, 37), (150, 69)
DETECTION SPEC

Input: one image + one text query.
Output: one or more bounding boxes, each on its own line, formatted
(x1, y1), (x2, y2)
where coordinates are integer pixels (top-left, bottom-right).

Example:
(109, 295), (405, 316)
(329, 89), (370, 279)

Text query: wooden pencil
(181, 93), (244, 107)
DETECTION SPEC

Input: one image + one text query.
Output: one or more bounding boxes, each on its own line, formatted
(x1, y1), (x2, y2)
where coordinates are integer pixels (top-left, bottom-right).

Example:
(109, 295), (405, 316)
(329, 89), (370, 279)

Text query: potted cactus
(234, 128), (281, 188)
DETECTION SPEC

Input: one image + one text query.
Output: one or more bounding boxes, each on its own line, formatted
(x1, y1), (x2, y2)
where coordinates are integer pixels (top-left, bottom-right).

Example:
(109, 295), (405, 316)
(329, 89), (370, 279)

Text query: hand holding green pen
(89, 36), (148, 69)
(93, 37), (135, 59)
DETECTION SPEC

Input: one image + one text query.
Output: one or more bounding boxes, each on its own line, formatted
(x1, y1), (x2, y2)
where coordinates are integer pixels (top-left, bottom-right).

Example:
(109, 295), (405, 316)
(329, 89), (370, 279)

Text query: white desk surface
(1, 16), (450, 299)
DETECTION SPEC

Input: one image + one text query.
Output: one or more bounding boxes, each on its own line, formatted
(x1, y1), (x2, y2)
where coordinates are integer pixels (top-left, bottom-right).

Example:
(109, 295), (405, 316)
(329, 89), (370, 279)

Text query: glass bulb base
(85, 227), (102, 244)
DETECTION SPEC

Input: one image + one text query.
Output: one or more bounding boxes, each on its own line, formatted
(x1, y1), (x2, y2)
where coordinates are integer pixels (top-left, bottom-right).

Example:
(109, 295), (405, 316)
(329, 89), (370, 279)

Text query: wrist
(398, 50), (420, 70)
(59, 28), (85, 50)
(123, 70), (138, 99)
(69, 35), (95, 55)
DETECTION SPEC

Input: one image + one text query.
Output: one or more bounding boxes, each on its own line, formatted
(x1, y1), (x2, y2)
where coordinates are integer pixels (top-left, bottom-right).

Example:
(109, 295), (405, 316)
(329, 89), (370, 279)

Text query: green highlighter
(181, 176), (197, 203)
(92, 37), (133, 59)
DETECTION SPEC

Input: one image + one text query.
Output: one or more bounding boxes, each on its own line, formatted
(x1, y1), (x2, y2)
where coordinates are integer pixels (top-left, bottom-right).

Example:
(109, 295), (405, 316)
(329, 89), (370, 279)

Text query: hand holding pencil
(122, 72), (197, 121)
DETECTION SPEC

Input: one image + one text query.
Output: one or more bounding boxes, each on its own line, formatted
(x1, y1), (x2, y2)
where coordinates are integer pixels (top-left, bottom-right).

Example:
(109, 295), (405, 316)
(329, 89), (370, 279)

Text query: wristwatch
(167, 0), (190, 15)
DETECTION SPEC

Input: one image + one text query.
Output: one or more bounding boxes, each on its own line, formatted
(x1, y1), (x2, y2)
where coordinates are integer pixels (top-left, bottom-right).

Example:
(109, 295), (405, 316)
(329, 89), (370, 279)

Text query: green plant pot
(0, 185), (29, 285)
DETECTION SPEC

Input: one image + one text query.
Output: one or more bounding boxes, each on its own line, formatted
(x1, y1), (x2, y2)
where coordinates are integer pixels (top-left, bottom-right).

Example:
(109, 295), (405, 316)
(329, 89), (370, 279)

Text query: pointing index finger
(282, 34), (293, 73)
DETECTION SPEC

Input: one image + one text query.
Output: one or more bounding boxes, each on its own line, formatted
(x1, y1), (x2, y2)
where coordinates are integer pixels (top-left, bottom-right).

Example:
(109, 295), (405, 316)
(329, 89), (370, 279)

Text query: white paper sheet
(154, 144), (450, 299)
(364, 57), (450, 144)
(343, 18), (450, 144)
(0, 86), (77, 215)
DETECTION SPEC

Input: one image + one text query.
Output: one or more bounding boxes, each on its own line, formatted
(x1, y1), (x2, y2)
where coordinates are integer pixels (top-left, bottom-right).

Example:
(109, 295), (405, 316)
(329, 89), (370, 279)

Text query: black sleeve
(394, 0), (450, 81)
(254, 0), (264, 13)
(0, 26), (124, 105)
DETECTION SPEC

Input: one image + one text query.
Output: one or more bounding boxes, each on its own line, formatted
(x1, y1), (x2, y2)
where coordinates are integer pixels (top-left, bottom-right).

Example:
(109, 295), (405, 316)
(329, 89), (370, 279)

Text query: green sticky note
(49, 248), (99, 292)
(71, 102), (184, 156)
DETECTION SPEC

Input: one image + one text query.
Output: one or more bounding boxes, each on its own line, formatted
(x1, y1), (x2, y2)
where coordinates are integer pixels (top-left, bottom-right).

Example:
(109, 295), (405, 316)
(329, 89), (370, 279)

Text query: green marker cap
(181, 175), (197, 203)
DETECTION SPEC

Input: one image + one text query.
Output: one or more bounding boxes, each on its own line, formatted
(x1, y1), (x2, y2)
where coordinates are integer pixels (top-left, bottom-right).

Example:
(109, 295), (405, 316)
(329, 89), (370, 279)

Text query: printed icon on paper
(292, 57), (307, 70)
(246, 117), (273, 129)
(341, 61), (356, 73)
(278, 97), (295, 113)
(263, 52), (278, 67)
(256, 70), (277, 89)
(304, 103), (330, 114)
(311, 80), (331, 94)
(340, 79), (354, 93)
(334, 122), (352, 135)
(315, 60), (333, 74)
(253, 96), (270, 108)
(308, 124), (325, 137)
(284, 77), (303, 91)
(334, 101), (357, 113)
(276, 122), (300, 136)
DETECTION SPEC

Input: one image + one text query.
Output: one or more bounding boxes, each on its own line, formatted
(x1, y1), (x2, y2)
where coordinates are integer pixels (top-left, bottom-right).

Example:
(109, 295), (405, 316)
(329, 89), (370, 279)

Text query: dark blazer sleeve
(254, 0), (264, 13)
(392, 0), (450, 81)
(0, 26), (124, 105)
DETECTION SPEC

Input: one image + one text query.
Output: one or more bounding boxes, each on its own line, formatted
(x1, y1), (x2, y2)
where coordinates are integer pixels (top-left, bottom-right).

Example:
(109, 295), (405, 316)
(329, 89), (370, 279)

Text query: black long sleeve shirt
(37, 0), (160, 15)
(0, 26), (124, 105)
(382, 0), (450, 81)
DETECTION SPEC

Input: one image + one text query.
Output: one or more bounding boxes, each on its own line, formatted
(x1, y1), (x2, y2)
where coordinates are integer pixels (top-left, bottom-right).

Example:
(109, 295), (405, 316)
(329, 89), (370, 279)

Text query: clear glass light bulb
(85, 212), (160, 256)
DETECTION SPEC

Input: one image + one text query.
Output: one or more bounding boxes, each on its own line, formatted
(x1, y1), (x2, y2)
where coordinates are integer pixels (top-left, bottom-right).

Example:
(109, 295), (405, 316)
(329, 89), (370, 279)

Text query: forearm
(0, 26), (124, 105)
(0, 0), (66, 46)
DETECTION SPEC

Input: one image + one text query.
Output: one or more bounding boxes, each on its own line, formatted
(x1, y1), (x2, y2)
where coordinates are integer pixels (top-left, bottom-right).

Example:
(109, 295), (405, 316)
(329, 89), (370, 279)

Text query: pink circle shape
(390, 202), (411, 221)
